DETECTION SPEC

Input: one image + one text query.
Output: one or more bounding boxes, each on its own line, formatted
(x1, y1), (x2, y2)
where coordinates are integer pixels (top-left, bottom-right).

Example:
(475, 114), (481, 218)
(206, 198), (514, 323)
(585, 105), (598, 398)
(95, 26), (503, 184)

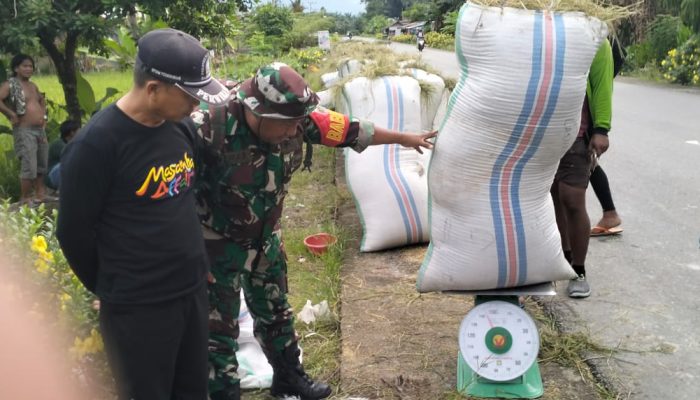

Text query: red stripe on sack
(500, 12), (555, 286)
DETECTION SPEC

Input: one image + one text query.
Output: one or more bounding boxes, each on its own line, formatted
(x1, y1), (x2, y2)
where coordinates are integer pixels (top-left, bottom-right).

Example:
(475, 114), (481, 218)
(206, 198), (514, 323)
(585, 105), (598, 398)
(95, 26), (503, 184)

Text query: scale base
(457, 351), (544, 399)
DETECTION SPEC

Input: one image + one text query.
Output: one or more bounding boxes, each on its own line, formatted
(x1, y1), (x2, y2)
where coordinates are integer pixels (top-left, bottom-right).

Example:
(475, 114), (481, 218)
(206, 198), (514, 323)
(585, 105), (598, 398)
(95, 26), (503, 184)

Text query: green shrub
(0, 134), (20, 201)
(647, 15), (692, 63)
(661, 36), (700, 85)
(625, 41), (655, 71)
(425, 31), (454, 50)
(0, 203), (107, 390)
(391, 33), (415, 44)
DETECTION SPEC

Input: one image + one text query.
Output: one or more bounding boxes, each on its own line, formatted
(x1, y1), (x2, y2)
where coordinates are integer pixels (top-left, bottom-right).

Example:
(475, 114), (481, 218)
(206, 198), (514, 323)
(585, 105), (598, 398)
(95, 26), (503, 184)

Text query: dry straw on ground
(470, 0), (640, 27)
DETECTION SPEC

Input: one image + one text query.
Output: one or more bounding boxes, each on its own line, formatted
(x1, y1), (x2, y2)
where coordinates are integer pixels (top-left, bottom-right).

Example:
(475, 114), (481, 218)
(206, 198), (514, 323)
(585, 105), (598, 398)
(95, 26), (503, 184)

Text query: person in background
(551, 40), (614, 298)
(0, 54), (49, 205)
(45, 119), (80, 192)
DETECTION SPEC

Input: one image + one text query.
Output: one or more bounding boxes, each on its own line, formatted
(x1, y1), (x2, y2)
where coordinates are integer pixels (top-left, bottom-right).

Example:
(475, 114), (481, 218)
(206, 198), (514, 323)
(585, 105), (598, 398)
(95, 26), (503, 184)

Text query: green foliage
(440, 10), (459, 36)
(0, 58), (6, 83)
(425, 31), (454, 50)
(252, 4), (294, 37)
(624, 41), (656, 71)
(0, 134), (19, 201)
(281, 12), (336, 51)
(682, 0), (700, 33)
(141, 0), (248, 39)
(391, 33), (415, 44)
(647, 15), (691, 62)
(364, 15), (391, 34)
(286, 48), (326, 70)
(661, 36), (700, 84)
(103, 26), (139, 70)
(403, 2), (434, 22)
(0, 203), (107, 384)
(247, 31), (280, 56)
(331, 13), (365, 35)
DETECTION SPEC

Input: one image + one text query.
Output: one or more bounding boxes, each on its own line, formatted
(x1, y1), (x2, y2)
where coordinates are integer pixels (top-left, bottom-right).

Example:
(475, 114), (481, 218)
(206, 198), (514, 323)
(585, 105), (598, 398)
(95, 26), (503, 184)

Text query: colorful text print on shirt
(135, 153), (195, 199)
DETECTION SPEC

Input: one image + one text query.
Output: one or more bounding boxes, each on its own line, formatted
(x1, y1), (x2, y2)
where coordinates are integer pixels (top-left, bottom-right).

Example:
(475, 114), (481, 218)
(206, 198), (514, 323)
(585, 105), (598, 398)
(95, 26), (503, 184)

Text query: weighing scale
(455, 282), (556, 399)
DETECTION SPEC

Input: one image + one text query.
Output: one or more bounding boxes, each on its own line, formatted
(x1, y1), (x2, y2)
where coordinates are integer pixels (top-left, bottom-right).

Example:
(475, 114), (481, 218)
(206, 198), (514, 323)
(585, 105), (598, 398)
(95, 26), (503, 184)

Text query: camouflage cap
(237, 62), (319, 119)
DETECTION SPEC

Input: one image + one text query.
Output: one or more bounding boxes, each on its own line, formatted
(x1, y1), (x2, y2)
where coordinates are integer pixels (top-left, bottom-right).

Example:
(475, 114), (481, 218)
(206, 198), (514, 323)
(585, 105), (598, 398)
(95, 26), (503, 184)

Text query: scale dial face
(458, 300), (539, 382)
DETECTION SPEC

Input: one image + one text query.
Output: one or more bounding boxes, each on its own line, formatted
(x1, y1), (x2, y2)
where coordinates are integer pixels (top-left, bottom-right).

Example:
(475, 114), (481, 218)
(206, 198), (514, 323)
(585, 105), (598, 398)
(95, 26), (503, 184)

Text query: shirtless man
(0, 54), (49, 204)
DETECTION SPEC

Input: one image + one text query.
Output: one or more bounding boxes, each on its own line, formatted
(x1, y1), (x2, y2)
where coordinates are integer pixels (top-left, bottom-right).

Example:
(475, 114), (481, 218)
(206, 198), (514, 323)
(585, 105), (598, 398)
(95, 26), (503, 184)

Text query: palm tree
(290, 0), (305, 13)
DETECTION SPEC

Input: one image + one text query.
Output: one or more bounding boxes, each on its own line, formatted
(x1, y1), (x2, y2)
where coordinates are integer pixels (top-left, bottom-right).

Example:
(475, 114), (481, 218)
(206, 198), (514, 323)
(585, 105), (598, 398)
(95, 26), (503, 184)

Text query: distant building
(385, 20), (428, 37)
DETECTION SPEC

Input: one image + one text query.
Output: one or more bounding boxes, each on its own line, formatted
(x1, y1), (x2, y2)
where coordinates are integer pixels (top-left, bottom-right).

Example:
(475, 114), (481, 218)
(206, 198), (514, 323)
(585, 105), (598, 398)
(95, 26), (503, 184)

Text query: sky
(308, 0), (365, 15)
(261, 0), (366, 15)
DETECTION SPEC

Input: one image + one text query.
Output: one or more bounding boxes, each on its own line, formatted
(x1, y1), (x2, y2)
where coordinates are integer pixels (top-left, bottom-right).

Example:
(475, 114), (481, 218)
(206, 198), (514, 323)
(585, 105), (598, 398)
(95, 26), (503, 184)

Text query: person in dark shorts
(551, 40), (614, 299)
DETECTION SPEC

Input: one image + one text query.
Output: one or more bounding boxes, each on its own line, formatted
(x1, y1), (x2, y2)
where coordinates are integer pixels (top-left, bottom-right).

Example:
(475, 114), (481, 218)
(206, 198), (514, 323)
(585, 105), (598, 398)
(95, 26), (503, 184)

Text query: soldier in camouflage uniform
(191, 62), (436, 400)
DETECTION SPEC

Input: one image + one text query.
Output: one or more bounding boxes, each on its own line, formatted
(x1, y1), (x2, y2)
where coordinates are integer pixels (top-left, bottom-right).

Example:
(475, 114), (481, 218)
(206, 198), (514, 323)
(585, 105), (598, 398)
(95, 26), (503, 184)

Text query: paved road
(387, 41), (700, 399)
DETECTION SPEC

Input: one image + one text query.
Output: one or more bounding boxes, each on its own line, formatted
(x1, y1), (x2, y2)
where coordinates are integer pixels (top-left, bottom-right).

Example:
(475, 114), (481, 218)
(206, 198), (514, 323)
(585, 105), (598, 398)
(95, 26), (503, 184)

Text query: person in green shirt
(551, 40), (614, 299)
(45, 119), (80, 191)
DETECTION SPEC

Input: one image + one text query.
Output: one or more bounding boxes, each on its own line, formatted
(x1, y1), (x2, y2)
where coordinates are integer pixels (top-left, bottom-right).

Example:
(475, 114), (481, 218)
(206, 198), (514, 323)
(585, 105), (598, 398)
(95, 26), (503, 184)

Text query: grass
(526, 298), (621, 400)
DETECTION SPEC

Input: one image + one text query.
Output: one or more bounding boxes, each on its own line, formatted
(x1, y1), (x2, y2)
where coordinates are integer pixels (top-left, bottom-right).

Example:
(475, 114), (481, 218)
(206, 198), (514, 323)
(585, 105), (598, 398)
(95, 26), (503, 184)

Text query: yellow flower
(38, 249), (54, 263)
(34, 258), (50, 274)
(661, 59), (667, 66)
(70, 329), (104, 359)
(59, 292), (72, 311)
(31, 235), (48, 253)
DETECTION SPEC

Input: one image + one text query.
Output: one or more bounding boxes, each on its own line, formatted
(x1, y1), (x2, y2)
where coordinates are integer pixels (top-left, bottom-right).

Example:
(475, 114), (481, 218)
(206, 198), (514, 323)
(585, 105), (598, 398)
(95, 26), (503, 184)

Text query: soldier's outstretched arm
(371, 127), (437, 154)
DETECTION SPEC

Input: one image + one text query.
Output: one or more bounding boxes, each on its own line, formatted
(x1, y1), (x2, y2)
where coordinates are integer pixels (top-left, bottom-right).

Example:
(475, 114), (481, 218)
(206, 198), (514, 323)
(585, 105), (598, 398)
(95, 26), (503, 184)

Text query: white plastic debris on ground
(336, 71), (447, 251)
(297, 299), (332, 324)
(417, 3), (608, 291)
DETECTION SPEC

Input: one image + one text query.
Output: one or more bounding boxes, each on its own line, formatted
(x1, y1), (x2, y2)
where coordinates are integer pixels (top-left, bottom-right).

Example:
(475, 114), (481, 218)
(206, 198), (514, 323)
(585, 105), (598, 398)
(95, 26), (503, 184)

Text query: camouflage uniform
(191, 63), (374, 396)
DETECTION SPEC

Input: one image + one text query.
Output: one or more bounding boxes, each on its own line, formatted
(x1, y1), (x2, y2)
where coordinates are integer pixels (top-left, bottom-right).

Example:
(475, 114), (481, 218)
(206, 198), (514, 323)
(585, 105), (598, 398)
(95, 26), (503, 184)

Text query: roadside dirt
(336, 154), (603, 400)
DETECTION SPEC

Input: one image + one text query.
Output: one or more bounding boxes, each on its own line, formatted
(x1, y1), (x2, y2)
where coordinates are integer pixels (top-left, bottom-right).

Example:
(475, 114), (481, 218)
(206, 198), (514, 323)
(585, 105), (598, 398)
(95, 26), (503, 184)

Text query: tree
(252, 4), (294, 37)
(364, 15), (391, 34)
(0, 0), (248, 122)
(403, 2), (434, 21)
(290, 0), (305, 13)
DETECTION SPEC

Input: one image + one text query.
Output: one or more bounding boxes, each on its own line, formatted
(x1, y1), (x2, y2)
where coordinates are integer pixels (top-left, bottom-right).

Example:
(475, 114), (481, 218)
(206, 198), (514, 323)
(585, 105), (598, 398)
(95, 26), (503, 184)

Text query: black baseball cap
(137, 28), (230, 106)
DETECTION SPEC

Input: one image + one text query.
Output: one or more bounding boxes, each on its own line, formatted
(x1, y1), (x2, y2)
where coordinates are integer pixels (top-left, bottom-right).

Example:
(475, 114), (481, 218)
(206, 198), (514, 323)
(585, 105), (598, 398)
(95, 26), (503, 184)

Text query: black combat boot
(209, 382), (240, 400)
(269, 344), (332, 399)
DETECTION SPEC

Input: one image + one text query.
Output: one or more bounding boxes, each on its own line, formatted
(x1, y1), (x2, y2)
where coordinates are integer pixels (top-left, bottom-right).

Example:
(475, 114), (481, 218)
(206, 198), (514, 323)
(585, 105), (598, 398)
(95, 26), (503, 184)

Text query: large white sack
(417, 3), (608, 291)
(236, 293), (273, 389)
(338, 75), (432, 251)
(321, 71), (339, 88)
(405, 68), (446, 133)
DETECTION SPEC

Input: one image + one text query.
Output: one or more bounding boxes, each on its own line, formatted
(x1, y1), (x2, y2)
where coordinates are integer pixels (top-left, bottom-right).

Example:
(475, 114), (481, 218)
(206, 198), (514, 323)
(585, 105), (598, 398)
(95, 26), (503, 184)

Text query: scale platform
(447, 281), (556, 297)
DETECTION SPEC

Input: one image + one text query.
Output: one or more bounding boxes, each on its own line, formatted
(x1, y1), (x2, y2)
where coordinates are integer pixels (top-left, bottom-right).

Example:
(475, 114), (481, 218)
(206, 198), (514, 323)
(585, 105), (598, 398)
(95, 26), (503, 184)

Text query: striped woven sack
(340, 74), (444, 251)
(418, 3), (608, 291)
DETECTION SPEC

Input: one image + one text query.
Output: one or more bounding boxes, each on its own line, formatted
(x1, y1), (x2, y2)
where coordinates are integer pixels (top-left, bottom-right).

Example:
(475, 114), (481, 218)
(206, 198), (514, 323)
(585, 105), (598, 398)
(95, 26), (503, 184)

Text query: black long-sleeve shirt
(57, 104), (208, 304)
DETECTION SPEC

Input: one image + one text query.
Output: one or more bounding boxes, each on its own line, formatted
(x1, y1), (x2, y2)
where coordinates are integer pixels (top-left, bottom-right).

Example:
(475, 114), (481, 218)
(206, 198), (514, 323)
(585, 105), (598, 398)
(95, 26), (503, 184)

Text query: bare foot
(595, 210), (621, 229)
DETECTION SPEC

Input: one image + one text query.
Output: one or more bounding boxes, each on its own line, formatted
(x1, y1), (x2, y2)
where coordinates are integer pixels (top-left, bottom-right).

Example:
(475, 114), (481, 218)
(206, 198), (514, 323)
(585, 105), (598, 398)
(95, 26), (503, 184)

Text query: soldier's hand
(402, 130), (437, 154)
(207, 272), (216, 284)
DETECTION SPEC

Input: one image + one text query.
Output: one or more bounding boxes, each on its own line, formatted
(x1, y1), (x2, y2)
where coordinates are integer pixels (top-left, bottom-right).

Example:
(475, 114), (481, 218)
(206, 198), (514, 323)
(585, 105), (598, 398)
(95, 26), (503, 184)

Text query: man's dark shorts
(554, 137), (593, 189)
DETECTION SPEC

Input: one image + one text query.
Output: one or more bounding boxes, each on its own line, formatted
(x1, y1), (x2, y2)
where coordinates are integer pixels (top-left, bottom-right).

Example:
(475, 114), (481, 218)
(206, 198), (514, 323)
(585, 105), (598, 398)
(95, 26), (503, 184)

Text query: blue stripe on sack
(394, 81), (424, 242)
(489, 11), (544, 287)
(382, 77), (413, 241)
(511, 14), (566, 285)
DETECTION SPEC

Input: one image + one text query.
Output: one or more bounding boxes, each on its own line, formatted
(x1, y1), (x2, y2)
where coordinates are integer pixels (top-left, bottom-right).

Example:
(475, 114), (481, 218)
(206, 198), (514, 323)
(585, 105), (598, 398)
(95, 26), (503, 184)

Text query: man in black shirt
(57, 29), (230, 400)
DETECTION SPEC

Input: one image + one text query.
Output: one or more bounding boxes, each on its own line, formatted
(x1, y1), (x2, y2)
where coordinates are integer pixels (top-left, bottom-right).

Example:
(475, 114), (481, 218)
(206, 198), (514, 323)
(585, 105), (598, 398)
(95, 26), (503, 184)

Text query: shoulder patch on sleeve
(309, 107), (350, 146)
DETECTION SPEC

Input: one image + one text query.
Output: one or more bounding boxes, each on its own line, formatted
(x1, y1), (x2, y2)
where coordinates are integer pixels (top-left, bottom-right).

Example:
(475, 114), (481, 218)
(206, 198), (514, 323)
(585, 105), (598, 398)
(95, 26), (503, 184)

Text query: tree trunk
(38, 31), (82, 123)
